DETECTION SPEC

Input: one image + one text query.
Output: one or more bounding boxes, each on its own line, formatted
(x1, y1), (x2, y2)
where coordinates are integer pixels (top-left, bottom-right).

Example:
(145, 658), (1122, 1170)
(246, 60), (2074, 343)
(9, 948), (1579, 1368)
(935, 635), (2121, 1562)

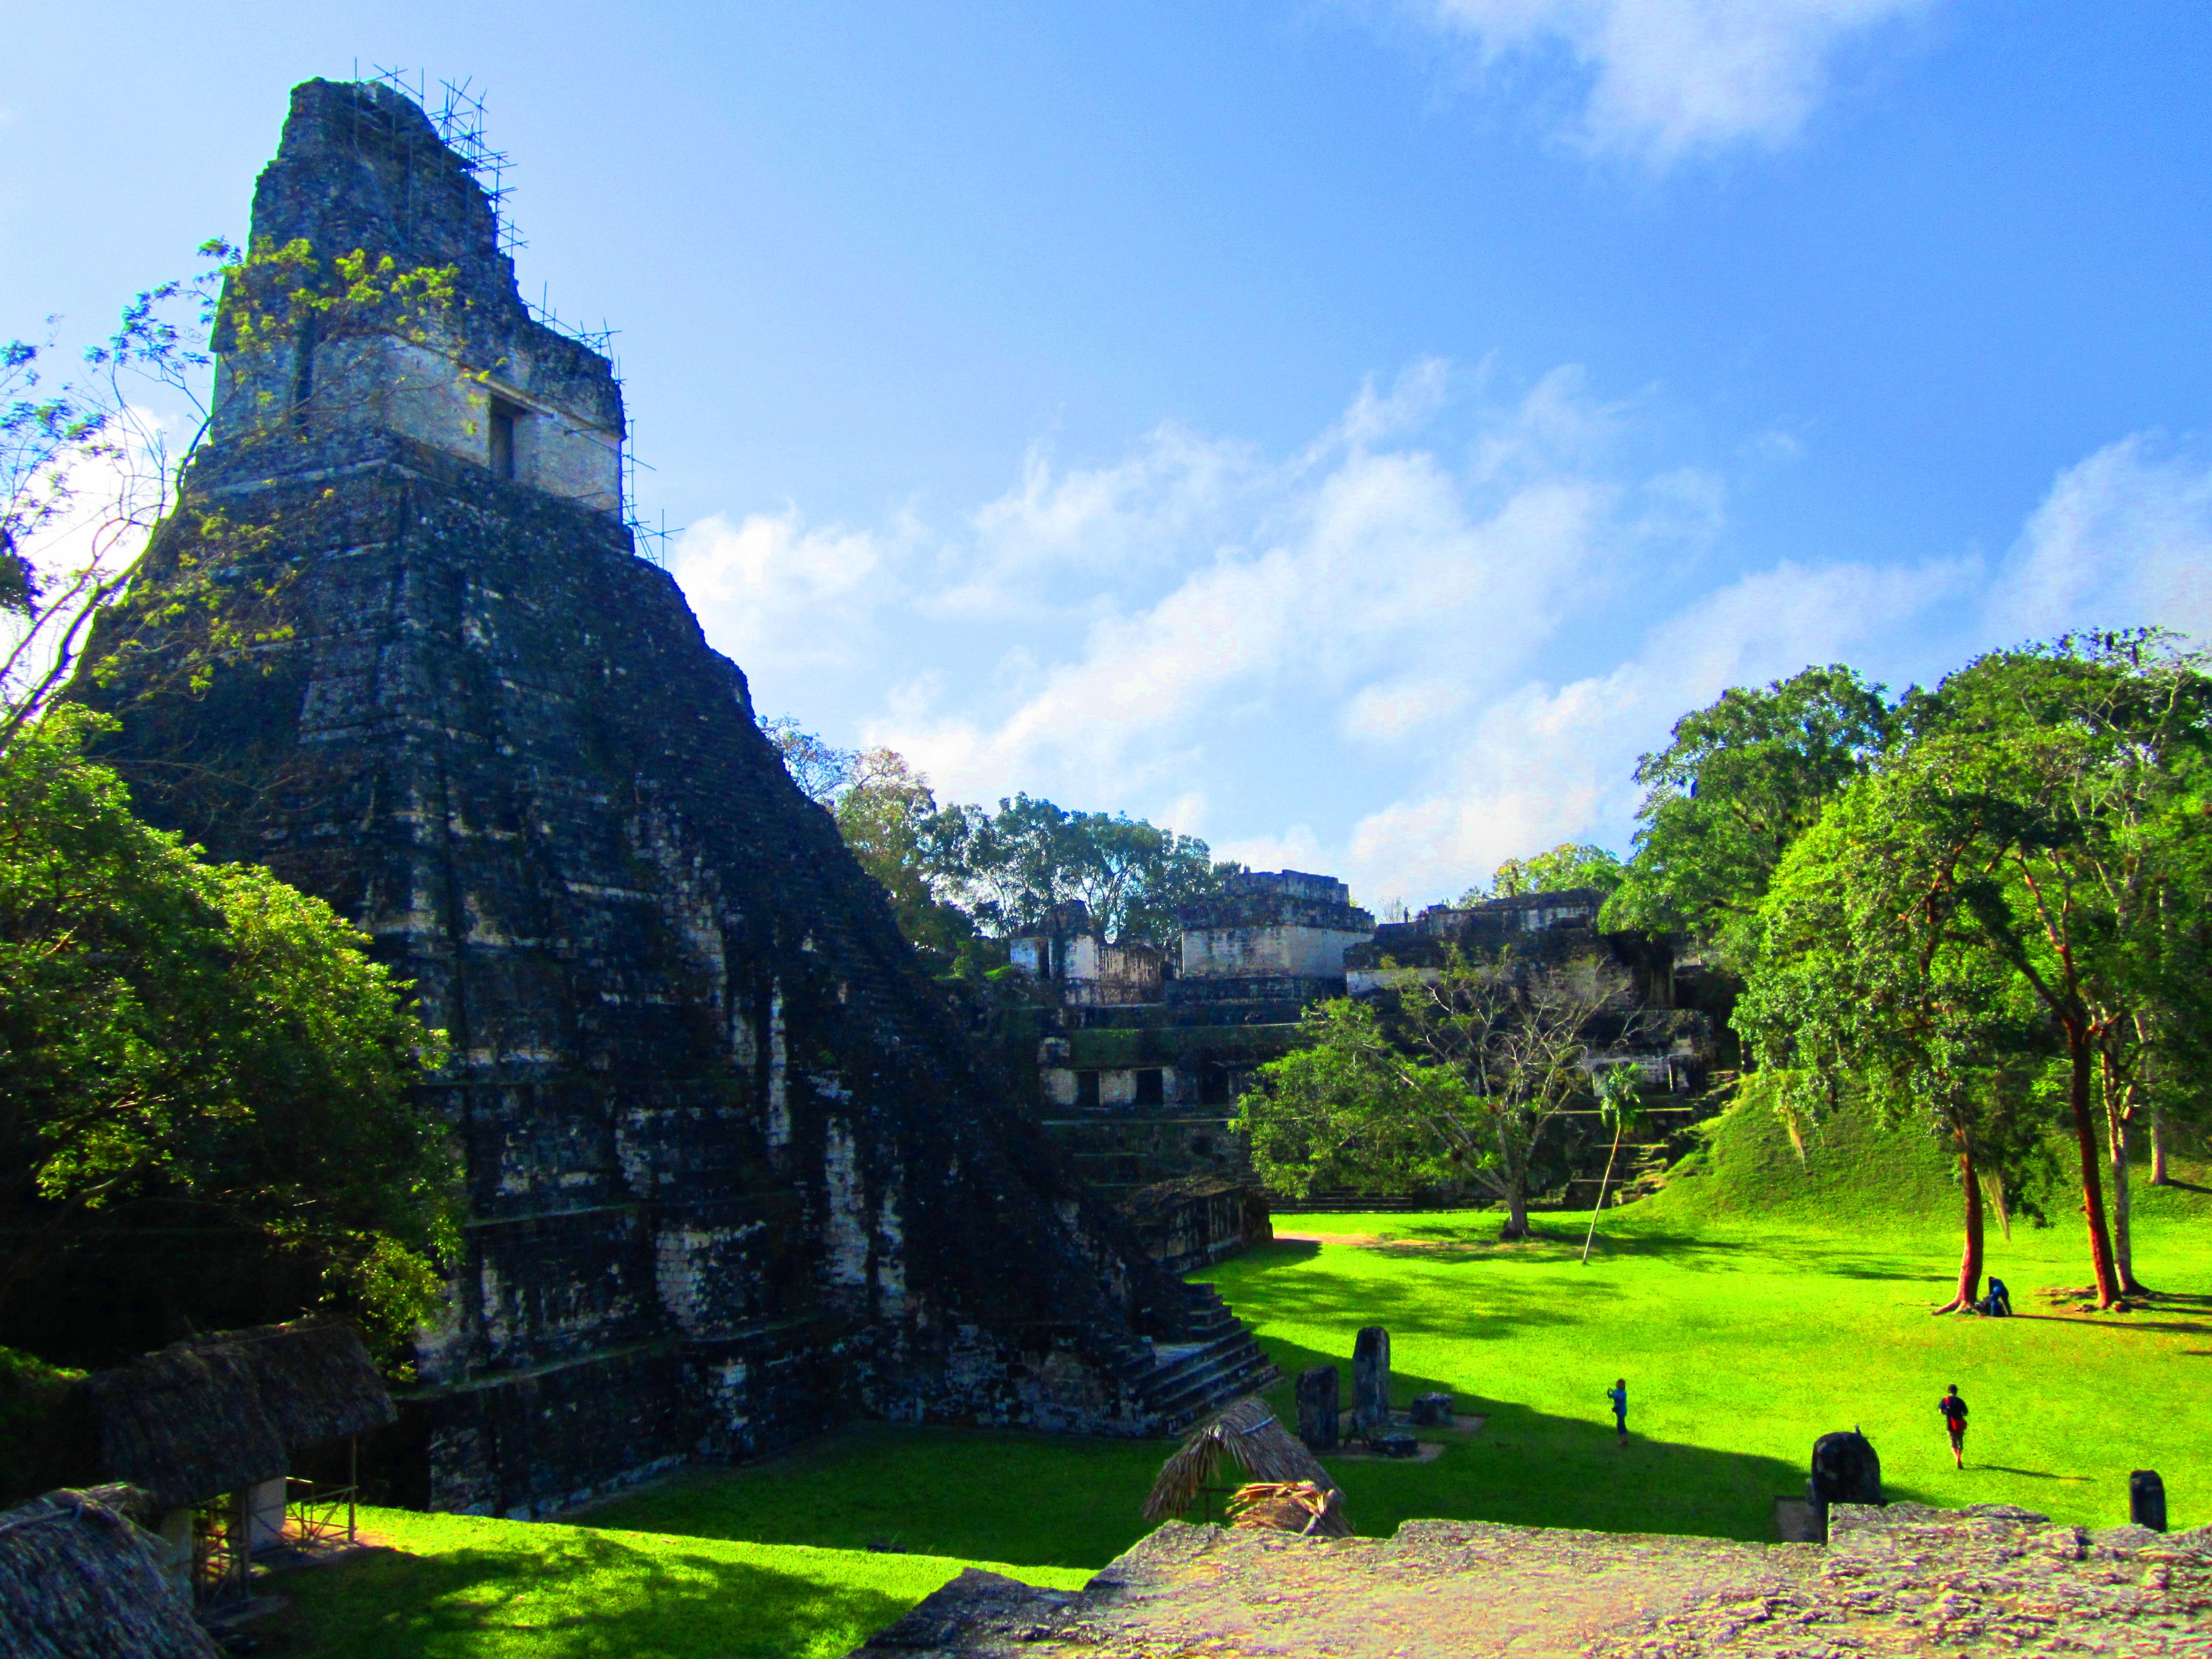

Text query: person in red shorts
(1939, 1385), (1969, 1468)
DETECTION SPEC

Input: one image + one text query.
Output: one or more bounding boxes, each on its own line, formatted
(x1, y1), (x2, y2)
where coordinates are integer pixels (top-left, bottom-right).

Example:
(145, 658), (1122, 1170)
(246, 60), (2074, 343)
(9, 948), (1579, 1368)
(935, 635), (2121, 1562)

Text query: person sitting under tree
(1940, 1385), (1969, 1467)
(1608, 1378), (1628, 1444)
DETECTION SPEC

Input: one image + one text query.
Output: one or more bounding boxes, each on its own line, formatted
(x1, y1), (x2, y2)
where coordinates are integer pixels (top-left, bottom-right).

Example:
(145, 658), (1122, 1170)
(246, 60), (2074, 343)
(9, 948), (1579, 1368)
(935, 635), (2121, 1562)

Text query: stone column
(247, 1476), (289, 1554)
(1296, 1365), (1340, 1451)
(1352, 1327), (1390, 1431)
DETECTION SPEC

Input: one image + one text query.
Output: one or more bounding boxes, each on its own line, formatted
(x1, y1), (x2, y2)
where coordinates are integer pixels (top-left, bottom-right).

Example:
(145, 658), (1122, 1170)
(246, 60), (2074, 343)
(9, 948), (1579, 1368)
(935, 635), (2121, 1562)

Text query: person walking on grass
(1940, 1385), (1969, 1468)
(1608, 1378), (1628, 1444)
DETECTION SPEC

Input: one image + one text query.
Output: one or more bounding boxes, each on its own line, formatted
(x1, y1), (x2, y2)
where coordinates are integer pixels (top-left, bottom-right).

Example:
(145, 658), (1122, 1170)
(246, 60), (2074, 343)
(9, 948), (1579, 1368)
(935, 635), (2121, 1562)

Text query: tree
(1579, 1064), (1649, 1264)
(1742, 635), (2211, 1309)
(1894, 633), (2212, 1300)
(0, 707), (458, 1361)
(5, 239), (459, 757)
(1459, 843), (1625, 906)
(1602, 666), (1896, 963)
(945, 793), (1238, 949)
(1738, 783), (2055, 1312)
(832, 748), (988, 973)
(758, 713), (860, 805)
(1236, 950), (1652, 1238)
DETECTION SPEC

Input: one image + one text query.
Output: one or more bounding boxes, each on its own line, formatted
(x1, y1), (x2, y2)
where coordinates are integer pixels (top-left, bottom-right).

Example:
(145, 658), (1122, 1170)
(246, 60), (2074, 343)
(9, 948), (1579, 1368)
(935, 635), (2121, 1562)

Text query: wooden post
(1581, 1122), (1625, 1265)
(348, 1435), (358, 1543)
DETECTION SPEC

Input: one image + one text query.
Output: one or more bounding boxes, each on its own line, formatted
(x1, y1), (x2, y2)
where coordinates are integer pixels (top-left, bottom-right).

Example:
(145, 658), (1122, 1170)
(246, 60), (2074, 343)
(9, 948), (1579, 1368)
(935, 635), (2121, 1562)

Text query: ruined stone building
(1007, 876), (1718, 1211)
(74, 78), (1268, 1518)
(1346, 890), (1717, 1091)
(1004, 872), (1375, 1190)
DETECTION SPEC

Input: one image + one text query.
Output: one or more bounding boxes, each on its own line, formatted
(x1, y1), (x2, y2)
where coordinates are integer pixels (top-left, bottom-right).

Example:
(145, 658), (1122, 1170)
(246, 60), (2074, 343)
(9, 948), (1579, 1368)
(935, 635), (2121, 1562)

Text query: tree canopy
(1236, 949), (1655, 1237)
(0, 708), (457, 1362)
(758, 715), (1238, 956)
(1736, 633), (2212, 1308)
(1602, 665), (1896, 960)
(1459, 843), (1625, 905)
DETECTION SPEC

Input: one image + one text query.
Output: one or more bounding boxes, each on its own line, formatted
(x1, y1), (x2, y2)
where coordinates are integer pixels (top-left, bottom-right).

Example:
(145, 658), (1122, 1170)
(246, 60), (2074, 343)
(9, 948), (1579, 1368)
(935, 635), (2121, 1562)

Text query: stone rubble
(847, 1505), (2212, 1658)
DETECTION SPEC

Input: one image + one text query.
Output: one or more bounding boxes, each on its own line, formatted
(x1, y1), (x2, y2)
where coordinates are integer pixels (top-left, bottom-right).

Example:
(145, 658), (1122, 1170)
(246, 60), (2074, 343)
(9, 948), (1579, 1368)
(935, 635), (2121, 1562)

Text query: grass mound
(273, 1506), (1090, 1658)
(1636, 1090), (1957, 1227)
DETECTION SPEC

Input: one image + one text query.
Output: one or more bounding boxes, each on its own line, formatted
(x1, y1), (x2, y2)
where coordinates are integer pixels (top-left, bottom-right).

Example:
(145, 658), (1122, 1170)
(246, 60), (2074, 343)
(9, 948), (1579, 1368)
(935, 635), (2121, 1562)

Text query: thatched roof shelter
(0, 1485), (220, 1658)
(1142, 1396), (1350, 1536)
(79, 1320), (394, 1512)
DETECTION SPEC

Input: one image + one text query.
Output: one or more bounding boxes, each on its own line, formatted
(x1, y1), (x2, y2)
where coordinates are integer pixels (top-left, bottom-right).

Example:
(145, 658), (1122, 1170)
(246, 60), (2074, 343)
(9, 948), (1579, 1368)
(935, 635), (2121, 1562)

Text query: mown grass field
(582, 1101), (2210, 1565)
(270, 1507), (1090, 1658)
(275, 1102), (2209, 1652)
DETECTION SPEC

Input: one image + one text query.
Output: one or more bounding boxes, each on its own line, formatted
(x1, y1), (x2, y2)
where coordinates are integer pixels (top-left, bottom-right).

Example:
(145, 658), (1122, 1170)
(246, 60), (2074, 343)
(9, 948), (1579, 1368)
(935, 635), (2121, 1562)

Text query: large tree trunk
(2150, 1108), (2172, 1186)
(2110, 1116), (2144, 1294)
(1501, 1183), (1530, 1241)
(1933, 1138), (1984, 1314)
(2065, 1029), (2122, 1307)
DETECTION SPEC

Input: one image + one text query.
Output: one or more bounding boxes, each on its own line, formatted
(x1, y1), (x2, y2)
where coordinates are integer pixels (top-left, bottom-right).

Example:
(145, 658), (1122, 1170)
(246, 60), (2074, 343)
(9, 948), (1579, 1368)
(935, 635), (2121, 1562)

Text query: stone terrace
(848, 1503), (2212, 1657)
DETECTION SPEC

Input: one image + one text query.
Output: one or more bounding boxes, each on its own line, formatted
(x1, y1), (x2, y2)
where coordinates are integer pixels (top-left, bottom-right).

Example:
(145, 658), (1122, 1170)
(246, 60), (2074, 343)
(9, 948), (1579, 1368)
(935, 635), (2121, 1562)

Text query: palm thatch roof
(0, 1485), (220, 1658)
(1226, 1480), (1343, 1537)
(79, 1320), (394, 1512)
(1141, 1396), (1350, 1536)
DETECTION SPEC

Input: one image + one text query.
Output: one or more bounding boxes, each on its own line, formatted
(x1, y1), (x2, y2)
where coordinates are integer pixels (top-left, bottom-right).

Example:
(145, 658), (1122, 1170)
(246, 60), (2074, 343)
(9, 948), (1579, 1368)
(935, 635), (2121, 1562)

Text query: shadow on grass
(581, 1423), (1166, 1569)
(1226, 1334), (1811, 1543)
(1972, 1464), (2092, 1483)
(1252, 1225), (1934, 1286)
(279, 1532), (912, 1659)
(2012, 1313), (2212, 1337)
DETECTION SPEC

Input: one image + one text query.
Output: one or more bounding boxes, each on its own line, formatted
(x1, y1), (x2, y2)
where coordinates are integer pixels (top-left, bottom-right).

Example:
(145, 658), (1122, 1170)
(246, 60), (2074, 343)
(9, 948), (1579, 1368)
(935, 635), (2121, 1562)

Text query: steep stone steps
(1136, 1283), (1278, 1433)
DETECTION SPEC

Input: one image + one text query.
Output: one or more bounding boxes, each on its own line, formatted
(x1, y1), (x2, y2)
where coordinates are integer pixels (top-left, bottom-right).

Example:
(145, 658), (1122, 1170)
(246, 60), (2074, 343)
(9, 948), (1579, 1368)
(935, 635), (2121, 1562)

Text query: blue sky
(6, 3), (2208, 909)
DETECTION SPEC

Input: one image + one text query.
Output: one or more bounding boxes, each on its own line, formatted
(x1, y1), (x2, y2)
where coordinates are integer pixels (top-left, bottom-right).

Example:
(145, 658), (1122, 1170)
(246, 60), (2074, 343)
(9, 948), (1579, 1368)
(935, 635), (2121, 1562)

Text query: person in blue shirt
(1608, 1378), (1628, 1443)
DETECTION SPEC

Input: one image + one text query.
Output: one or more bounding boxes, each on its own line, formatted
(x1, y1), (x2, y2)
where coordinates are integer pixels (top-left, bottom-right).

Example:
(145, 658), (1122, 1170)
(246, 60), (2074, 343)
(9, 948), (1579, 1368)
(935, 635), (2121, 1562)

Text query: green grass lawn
(278, 1101), (2209, 1653)
(576, 1101), (2211, 1564)
(270, 1506), (1089, 1658)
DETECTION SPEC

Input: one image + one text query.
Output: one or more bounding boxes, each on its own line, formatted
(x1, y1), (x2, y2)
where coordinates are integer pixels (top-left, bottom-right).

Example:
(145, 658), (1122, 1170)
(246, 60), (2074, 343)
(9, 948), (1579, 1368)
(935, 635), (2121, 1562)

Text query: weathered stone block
(1351, 1327), (1390, 1431)
(2131, 1469), (2167, 1533)
(1409, 1391), (1453, 1427)
(1295, 1365), (1339, 1451)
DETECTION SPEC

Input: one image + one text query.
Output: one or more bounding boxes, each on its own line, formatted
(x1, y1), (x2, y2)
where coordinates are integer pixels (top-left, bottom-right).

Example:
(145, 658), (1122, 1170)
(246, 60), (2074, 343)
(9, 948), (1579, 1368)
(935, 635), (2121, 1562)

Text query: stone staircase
(1136, 1282), (1278, 1434)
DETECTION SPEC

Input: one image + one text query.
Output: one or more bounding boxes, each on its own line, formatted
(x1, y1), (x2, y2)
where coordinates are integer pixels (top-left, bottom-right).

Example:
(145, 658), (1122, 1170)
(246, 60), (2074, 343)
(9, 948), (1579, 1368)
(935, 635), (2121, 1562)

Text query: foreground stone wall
(850, 1504), (2212, 1657)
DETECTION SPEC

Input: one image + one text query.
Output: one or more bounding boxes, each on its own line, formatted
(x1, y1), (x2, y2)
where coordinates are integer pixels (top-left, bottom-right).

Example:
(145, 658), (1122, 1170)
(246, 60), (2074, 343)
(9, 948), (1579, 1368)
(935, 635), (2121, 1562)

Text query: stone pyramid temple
(78, 79), (1270, 1517)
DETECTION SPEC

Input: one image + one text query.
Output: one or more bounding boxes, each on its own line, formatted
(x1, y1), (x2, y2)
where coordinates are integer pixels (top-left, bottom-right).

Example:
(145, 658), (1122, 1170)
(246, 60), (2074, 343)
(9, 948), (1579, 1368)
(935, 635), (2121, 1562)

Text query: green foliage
(0, 1343), (84, 1492)
(1736, 632), (2212, 1302)
(755, 715), (1237, 954)
(1237, 950), (1649, 1235)
(948, 792), (1237, 948)
(5, 237), (460, 754)
(1736, 779), (2055, 1204)
(1602, 664), (1896, 959)
(1460, 842), (1625, 904)
(832, 748), (992, 974)
(215, 237), (459, 371)
(279, 1503), (1090, 1659)
(1233, 997), (1473, 1199)
(0, 707), (458, 1356)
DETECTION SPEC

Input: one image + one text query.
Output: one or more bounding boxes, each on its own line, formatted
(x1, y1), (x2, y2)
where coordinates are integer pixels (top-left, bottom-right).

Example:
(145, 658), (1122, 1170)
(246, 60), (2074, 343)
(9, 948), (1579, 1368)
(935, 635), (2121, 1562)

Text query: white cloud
(863, 368), (1631, 808)
(1389, 0), (1937, 164)
(1335, 554), (1976, 899)
(1987, 433), (2212, 646)
(674, 365), (2206, 911)
(671, 506), (895, 670)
